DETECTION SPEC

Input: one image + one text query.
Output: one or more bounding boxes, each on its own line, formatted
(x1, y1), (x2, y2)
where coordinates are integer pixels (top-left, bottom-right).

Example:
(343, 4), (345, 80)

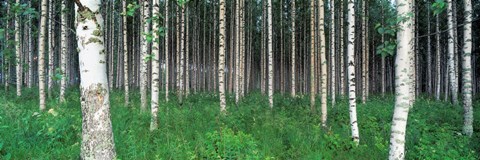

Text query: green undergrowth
(0, 87), (479, 159)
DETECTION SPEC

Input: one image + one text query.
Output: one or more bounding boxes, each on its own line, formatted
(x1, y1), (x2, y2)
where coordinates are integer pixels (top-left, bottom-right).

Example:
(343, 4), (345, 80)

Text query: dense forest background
(0, 0), (479, 159)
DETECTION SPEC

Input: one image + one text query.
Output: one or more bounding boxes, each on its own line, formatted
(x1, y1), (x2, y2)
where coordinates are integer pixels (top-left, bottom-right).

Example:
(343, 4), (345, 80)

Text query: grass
(0, 87), (479, 159)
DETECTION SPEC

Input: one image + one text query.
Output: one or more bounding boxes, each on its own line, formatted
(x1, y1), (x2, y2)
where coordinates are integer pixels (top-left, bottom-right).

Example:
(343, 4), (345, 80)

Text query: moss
(86, 37), (102, 45)
(93, 29), (102, 37)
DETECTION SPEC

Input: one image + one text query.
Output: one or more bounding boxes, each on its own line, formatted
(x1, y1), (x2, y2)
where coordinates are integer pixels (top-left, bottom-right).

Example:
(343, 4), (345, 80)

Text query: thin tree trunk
(339, 0), (345, 96)
(38, 0), (48, 111)
(427, 2), (432, 95)
(48, 0), (54, 98)
(319, 0), (327, 127)
(59, 0), (67, 102)
(462, 0), (473, 137)
(123, 0), (130, 105)
(15, 0), (22, 96)
(27, 0), (33, 88)
(435, 13), (441, 100)
(219, 0), (227, 113)
(179, 4), (185, 104)
(361, 0), (367, 103)
(164, 0), (169, 102)
(330, 0), (335, 105)
(310, 0), (316, 112)
(267, 0), (273, 108)
(447, 0), (458, 104)
(150, 0), (161, 131)
(291, 0), (296, 97)
(347, 0), (359, 144)
(140, 0), (151, 111)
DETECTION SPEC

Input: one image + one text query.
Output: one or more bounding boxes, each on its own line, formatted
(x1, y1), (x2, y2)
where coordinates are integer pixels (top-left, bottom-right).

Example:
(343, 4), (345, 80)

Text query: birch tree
(39, 0), (48, 111)
(150, 0), (160, 131)
(60, 0), (67, 102)
(165, 0), (169, 102)
(330, 0), (335, 105)
(319, 0), (327, 127)
(74, 0), (117, 158)
(347, 0), (359, 143)
(310, 0), (316, 112)
(290, 0), (296, 97)
(267, 0), (273, 108)
(462, 0), (473, 137)
(219, 0), (227, 113)
(15, 0), (21, 97)
(140, 0), (151, 111)
(447, 0), (458, 104)
(388, 0), (414, 159)
(123, 0), (129, 105)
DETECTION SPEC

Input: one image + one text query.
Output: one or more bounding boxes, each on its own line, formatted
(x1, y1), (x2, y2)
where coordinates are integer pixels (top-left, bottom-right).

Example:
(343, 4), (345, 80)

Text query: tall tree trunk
(39, 0), (48, 111)
(109, 1), (115, 90)
(381, 3), (385, 96)
(361, 0), (366, 103)
(27, 0), (33, 89)
(267, 0), (273, 108)
(15, 0), (22, 96)
(426, 2), (432, 95)
(150, 0), (161, 131)
(164, 0), (169, 102)
(219, 0), (227, 113)
(330, 0), (335, 105)
(339, 0), (345, 96)
(462, 0), (473, 137)
(447, 0), (458, 104)
(347, 0), (359, 144)
(59, 0), (67, 102)
(310, 0), (316, 112)
(48, 0), (54, 98)
(75, 0), (117, 158)
(140, 0), (151, 111)
(235, 0), (240, 104)
(291, 0), (296, 97)
(123, 0), (130, 105)
(435, 12), (441, 100)
(319, 0), (327, 127)
(179, 4), (185, 104)
(389, 0), (414, 159)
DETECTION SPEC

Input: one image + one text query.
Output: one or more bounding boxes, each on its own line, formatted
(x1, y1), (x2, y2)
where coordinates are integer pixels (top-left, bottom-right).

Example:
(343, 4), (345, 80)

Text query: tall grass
(0, 87), (478, 159)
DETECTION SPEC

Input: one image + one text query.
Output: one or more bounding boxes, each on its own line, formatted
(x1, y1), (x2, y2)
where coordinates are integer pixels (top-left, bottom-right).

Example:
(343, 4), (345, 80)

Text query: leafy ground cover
(0, 87), (479, 159)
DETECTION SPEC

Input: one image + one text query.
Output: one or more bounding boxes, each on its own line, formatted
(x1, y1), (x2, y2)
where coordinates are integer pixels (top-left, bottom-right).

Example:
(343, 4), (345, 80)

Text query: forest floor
(0, 87), (479, 159)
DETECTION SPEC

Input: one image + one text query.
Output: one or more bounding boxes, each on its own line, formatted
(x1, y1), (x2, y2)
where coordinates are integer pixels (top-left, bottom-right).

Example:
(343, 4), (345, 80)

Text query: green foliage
(0, 88), (479, 159)
(432, 0), (447, 16)
(123, 2), (141, 17)
(199, 128), (260, 159)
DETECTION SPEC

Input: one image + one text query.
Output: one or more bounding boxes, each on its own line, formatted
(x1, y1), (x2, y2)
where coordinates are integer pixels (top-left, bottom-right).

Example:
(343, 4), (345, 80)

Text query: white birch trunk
(165, 0), (169, 102)
(15, 0), (22, 96)
(319, 0), (327, 127)
(219, 0), (227, 112)
(347, 0), (359, 144)
(75, 0), (116, 158)
(140, 0), (150, 111)
(60, 0), (67, 102)
(123, 0), (130, 105)
(462, 0), (473, 137)
(330, 0), (335, 105)
(388, 0), (414, 159)
(39, 0), (48, 111)
(447, 0), (458, 104)
(150, 0), (160, 131)
(267, 0), (273, 108)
